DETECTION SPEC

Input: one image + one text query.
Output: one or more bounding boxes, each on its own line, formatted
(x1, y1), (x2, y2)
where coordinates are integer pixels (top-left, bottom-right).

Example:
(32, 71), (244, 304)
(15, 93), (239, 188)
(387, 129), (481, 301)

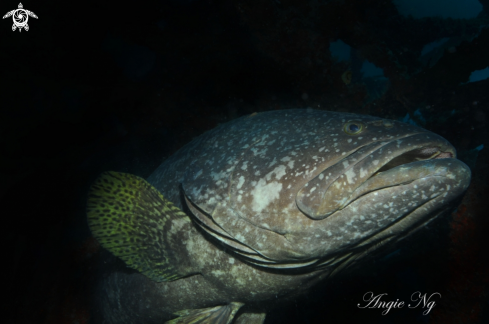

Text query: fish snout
(296, 132), (460, 220)
(346, 157), (471, 205)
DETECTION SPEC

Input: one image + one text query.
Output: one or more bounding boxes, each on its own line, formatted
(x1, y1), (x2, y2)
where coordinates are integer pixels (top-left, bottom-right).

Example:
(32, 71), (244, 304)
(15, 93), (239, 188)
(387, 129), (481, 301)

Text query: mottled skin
(91, 109), (470, 323)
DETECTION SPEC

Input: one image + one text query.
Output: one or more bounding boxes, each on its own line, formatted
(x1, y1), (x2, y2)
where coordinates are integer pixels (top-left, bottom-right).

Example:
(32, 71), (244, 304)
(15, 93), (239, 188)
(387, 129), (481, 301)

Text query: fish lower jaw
(327, 204), (449, 278)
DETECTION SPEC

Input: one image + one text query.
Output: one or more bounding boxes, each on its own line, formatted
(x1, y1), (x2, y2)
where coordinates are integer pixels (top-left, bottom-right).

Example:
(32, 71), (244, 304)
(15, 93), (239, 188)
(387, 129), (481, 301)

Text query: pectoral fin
(166, 302), (244, 324)
(87, 171), (194, 282)
(234, 312), (266, 324)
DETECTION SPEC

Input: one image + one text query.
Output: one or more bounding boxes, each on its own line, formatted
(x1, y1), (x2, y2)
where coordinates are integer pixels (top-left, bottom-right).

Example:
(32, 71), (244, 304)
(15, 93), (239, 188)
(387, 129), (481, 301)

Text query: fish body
(88, 109), (470, 323)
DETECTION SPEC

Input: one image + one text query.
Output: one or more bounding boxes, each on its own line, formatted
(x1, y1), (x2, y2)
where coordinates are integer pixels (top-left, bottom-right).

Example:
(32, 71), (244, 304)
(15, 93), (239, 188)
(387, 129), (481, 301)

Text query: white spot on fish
(237, 176), (245, 189)
(241, 161), (248, 171)
(194, 169), (203, 179)
(251, 180), (283, 213)
(360, 168), (367, 178)
(269, 158), (277, 167)
(345, 169), (356, 184)
(270, 165), (287, 180)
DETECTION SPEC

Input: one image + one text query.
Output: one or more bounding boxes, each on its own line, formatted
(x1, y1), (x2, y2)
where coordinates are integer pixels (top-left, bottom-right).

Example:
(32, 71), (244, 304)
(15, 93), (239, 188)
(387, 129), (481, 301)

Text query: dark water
(2, 0), (488, 323)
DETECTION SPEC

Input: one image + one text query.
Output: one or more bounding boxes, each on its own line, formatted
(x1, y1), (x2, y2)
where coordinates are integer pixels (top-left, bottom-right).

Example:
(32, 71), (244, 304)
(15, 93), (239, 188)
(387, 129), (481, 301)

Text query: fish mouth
(296, 132), (470, 274)
(296, 132), (458, 220)
(343, 146), (455, 207)
(372, 146), (454, 175)
(311, 142), (469, 276)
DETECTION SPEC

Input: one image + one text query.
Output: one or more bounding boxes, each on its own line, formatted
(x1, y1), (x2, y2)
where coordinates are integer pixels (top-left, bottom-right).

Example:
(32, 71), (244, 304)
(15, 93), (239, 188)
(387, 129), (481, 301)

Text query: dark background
(1, 0), (488, 323)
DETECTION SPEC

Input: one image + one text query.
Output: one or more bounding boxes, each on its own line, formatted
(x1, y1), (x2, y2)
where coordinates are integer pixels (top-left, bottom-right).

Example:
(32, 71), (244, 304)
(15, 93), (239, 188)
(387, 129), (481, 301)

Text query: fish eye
(343, 122), (364, 135)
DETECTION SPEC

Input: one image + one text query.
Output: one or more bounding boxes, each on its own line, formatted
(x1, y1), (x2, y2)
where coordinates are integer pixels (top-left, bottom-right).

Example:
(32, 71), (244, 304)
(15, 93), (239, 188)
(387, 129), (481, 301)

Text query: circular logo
(13, 10), (28, 27)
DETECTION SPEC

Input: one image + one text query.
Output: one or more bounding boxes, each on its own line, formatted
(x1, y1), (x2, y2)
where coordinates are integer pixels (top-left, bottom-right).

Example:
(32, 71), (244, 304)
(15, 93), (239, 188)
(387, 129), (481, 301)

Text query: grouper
(87, 109), (471, 323)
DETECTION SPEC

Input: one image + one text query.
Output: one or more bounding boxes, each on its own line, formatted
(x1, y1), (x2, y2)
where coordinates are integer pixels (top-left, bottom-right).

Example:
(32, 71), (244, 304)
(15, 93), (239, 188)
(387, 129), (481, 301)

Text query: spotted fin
(87, 171), (193, 282)
(166, 302), (244, 324)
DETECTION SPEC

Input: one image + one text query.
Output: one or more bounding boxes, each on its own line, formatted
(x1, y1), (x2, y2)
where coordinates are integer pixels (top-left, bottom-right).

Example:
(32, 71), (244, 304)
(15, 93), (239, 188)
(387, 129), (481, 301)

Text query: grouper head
(182, 110), (471, 273)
